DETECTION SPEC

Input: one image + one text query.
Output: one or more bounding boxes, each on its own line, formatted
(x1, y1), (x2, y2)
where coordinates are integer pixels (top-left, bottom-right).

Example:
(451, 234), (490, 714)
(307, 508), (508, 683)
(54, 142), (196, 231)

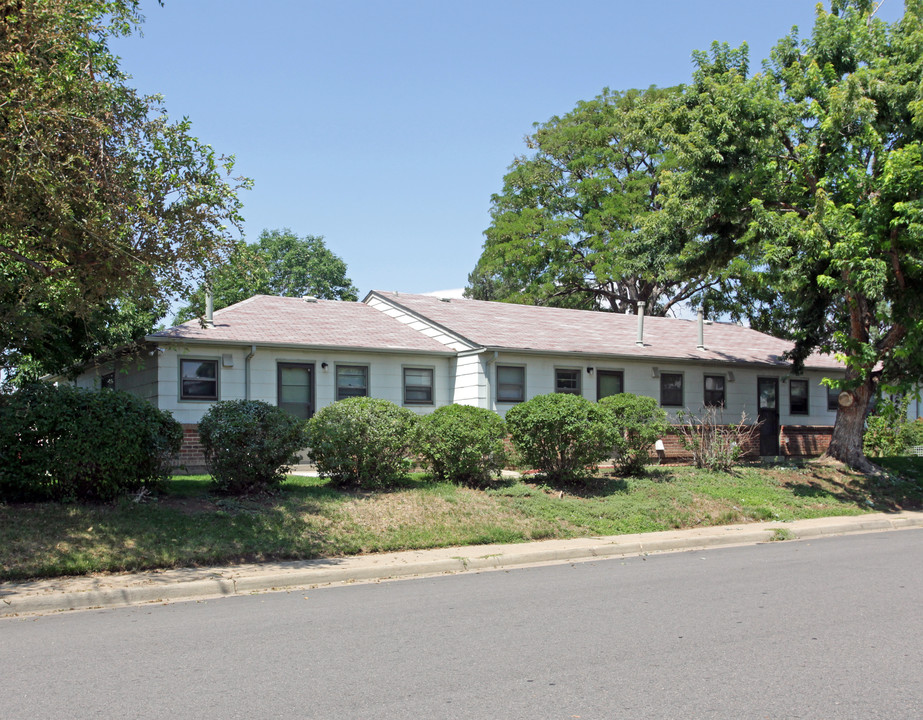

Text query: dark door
(278, 362), (315, 419)
(596, 370), (624, 399)
(757, 377), (780, 456)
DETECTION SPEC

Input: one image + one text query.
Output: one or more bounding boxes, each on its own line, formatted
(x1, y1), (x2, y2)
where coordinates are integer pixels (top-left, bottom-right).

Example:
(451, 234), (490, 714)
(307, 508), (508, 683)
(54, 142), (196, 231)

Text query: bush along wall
(198, 400), (308, 495)
(307, 397), (420, 490)
(506, 392), (617, 484)
(598, 393), (669, 476)
(418, 404), (508, 486)
(0, 384), (182, 502)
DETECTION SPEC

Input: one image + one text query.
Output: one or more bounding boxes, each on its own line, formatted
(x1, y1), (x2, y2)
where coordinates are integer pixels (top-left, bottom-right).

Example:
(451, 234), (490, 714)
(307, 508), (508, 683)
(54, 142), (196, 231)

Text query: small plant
(198, 400), (308, 494)
(598, 393), (669, 476)
(307, 397), (420, 489)
(0, 383), (182, 502)
(418, 404), (508, 486)
(675, 406), (759, 472)
(505, 393), (617, 483)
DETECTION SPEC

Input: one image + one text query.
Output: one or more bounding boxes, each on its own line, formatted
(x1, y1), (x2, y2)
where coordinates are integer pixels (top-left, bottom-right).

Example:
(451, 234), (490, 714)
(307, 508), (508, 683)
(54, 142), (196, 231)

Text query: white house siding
(485, 351), (840, 427)
(74, 352), (159, 405)
(452, 352), (489, 408)
(154, 343), (453, 425)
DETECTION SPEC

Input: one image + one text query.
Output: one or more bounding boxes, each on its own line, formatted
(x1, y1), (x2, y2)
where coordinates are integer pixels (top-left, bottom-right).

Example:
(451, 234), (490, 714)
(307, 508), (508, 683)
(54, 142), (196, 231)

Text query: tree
(174, 229), (358, 323)
(0, 1), (249, 381)
(467, 86), (726, 315)
(664, 0), (923, 471)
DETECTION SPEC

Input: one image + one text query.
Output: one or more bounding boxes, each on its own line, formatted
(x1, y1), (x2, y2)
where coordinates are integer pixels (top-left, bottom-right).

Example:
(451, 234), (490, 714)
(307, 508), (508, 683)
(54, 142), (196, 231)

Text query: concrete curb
(2, 511), (921, 618)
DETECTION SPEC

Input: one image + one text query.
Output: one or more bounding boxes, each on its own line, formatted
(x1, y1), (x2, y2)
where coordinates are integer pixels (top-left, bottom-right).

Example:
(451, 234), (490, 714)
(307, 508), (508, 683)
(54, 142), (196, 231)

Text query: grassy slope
(1, 458), (920, 582)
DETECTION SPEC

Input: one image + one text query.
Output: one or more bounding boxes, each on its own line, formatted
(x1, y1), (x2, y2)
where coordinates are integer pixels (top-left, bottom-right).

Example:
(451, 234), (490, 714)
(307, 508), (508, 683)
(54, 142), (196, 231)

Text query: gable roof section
(148, 295), (453, 355)
(368, 291), (841, 370)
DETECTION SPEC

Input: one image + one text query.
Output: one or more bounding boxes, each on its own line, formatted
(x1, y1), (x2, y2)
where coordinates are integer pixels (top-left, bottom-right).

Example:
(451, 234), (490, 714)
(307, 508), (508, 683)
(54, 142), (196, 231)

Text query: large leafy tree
(174, 229), (358, 323)
(468, 86), (725, 315)
(665, 0), (923, 470)
(0, 0), (248, 382)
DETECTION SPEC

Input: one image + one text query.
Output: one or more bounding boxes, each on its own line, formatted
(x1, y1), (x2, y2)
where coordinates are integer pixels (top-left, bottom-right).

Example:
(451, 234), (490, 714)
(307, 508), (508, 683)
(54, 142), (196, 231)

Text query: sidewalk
(2, 511), (921, 618)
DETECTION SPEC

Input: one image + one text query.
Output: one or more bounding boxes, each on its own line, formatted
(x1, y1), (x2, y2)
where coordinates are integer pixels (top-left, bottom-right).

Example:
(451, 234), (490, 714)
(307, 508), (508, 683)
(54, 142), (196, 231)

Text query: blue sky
(111, 1), (905, 298)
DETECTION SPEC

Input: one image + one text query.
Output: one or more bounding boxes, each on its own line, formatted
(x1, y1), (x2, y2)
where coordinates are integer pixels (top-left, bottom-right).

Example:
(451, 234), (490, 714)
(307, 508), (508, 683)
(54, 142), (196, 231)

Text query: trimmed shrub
(307, 397), (420, 489)
(418, 404), (508, 486)
(598, 393), (669, 476)
(0, 383), (182, 502)
(198, 400), (308, 494)
(505, 393), (617, 483)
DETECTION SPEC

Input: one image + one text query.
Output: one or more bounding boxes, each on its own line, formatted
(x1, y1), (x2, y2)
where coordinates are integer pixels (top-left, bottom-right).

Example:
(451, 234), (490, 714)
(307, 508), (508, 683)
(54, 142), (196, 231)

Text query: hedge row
(0, 384), (182, 502)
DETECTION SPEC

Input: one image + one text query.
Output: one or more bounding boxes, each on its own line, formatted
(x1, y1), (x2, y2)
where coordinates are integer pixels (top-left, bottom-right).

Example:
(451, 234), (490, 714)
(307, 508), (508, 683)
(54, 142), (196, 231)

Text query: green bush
(864, 395), (911, 457)
(0, 383), (182, 502)
(198, 400), (308, 494)
(902, 418), (923, 449)
(418, 404), (508, 486)
(307, 397), (420, 489)
(598, 393), (669, 475)
(505, 393), (617, 483)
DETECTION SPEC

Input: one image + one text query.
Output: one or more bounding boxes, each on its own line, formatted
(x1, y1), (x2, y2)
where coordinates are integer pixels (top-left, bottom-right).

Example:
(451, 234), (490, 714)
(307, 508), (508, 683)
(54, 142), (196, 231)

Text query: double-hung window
(660, 372), (684, 407)
(497, 365), (525, 403)
(180, 359), (218, 400)
(336, 365), (368, 400)
(789, 379), (809, 415)
(703, 375), (725, 407)
(403, 368), (434, 405)
(827, 385), (840, 412)
(278, 362), (314, 419)
(555, 368), (581, 395)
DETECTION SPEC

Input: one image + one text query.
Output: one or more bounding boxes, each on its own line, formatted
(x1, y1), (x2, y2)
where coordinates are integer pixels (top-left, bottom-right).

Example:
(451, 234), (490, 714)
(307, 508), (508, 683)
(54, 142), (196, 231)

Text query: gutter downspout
(245, 345), (256, 401)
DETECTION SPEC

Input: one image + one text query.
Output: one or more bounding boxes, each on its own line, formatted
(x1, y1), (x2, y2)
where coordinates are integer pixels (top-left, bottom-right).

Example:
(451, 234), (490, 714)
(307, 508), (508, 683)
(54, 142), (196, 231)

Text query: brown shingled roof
(370, 291), (841, 370)
(148, 295), (452, 354)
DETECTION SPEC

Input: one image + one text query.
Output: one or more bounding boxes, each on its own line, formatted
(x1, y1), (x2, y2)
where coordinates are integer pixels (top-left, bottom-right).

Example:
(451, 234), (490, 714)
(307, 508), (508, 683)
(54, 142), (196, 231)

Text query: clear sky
(111, 0), (905, 299)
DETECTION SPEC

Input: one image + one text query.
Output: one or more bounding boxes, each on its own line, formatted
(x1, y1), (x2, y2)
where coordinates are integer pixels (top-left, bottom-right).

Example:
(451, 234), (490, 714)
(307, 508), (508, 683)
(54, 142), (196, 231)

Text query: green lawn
(1, 457), (920, 582)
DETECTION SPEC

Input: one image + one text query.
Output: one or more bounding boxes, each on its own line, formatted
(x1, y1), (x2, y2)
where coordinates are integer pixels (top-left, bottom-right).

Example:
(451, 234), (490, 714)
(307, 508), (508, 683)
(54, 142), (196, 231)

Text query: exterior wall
(486, 351), (840, 429)
(453, 352), (489, 408)
(155, 343), (454, 425)
(73, 351), (159, 405)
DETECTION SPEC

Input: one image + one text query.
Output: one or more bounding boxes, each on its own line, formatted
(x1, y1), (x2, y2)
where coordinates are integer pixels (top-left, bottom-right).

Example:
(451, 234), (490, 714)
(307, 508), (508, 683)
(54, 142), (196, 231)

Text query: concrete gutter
(2, 511), (921, 618)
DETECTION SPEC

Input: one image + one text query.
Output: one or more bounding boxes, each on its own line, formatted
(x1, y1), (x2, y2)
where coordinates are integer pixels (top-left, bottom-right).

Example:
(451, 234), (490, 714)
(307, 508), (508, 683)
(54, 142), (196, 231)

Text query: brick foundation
(172, 421), (835, 475)
(174, 424), (208, 474)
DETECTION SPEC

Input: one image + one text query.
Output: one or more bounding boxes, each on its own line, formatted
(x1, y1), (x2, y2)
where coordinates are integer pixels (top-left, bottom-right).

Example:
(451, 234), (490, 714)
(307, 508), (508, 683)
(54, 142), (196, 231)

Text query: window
(827, 385), (840, 412)
(704, 375), (725, 407)
(278, 362), (314, 419)
(101, 372), (115, 390)
(336, 365), (368, 400)
(180, 359), (218, 400)
(404, 367), (434, 405)
(789, 379), (809, 415)
(660, 372), (683, 407)
(596, 370), (623, 399)
(555, 368), (581, 395)
(497, 365), (525, 403)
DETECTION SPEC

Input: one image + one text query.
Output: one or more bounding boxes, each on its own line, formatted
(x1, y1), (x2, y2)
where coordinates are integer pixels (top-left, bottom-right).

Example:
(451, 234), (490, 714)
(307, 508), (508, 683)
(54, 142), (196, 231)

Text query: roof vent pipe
(636, 302), (645, 346)
(205, 279), (214, 328)
(697, 308), (705, 350)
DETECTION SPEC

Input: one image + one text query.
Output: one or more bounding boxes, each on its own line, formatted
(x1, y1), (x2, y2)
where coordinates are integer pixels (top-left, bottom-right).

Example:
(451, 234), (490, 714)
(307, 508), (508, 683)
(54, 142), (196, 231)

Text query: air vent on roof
(440, 298), (451, 303)
(302, 295), (318, 303)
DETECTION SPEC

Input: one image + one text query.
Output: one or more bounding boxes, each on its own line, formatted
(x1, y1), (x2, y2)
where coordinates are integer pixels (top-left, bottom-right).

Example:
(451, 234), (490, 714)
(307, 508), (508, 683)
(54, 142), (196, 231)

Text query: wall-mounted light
(727, 371), (735, 383)
(321, 362), (329, 371)
(586, 367), (594, 374)
(651, 366), (659, 379)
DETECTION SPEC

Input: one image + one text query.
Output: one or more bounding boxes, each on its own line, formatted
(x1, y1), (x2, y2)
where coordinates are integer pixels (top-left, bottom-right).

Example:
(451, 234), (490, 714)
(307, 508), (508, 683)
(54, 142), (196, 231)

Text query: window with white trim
(555, 368), (581, 395)
(497, 365), (525, 403)
(336, 365), (368, 400)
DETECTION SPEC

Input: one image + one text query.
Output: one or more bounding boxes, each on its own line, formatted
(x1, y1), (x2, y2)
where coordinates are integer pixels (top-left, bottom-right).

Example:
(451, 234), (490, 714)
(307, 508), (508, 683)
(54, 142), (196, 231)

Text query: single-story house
(75, 290), (854, 471)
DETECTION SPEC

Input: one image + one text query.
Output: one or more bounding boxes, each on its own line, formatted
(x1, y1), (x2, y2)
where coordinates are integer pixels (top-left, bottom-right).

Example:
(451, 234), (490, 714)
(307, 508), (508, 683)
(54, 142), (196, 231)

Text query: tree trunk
(823, 375), (879, 474)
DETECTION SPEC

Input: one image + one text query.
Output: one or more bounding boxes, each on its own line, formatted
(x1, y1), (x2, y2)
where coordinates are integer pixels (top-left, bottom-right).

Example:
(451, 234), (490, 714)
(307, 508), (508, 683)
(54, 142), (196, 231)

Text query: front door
(757, 377), (780, 456)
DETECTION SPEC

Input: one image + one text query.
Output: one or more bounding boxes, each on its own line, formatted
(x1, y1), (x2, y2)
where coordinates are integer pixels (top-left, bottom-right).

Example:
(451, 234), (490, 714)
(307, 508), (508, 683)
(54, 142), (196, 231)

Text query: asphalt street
(2, 530), (921, 719)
